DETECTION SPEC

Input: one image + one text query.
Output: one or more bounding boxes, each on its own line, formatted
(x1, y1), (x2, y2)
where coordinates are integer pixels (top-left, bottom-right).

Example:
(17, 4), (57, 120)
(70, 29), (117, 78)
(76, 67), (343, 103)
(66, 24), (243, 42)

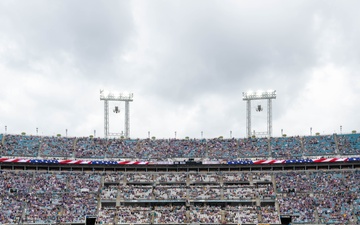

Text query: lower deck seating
(0, 169), (360, 224)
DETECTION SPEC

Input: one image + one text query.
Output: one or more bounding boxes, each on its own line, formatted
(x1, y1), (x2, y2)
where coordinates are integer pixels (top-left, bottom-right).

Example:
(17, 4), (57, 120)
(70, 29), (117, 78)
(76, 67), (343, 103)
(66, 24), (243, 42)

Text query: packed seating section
(270, 136), (302, 158)
(224, 205), (258, 224)
(1, 134), (41, 157)
(1, 133), (360, 224)
(3, 133), (360, 160)
(303, 135), (337, 156)
(275, 171), (312, 193)
(40, 136), (75, 158)
(0, 170), (100, 224)
(2, 169), (360, 224)
(153, 205), (186, 224)
(337, 133), (360, 155)
(277, 193), (316, 223)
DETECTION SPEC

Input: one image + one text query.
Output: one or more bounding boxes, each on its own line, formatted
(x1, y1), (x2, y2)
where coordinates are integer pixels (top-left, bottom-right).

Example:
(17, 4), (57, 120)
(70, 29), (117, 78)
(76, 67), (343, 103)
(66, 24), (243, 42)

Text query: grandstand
(1, 133), (360, 225)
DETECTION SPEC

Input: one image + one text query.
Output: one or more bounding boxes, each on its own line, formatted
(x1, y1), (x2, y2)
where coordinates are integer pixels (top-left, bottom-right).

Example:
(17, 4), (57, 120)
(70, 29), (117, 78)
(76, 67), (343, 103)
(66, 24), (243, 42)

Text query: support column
(125, 101), (130, 138)
(104, 100), (109, 138)
(267, 99), (272, 138)
(246, 100), (251, 138)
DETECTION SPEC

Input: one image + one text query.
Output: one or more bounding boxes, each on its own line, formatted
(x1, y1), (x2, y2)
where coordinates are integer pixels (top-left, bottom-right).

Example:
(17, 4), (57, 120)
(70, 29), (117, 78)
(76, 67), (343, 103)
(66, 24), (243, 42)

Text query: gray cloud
(0, 0), (134, 81)
(1, 0), (359, 138)
(136, 1), (320, 104)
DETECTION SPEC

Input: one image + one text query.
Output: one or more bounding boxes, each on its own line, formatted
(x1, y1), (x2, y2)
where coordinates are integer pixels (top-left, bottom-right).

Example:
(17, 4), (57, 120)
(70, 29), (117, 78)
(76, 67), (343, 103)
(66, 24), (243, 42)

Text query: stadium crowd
(303, 135), (337, 156)
(270, 136), (302, 158)
(153, 186), (187, 200)
(1, 132), (360, 224)
(337, 133), (360, 155)
(1, 169), (360, 224)
(2, 133), (359, 160)
(278, 193), (316, 223)
(224, 205), (258, 224)
(1, 134), (41, 157)
(153, 205), (186, 224)
(0, 170), (100, 224)
(40, 136), (75, 158)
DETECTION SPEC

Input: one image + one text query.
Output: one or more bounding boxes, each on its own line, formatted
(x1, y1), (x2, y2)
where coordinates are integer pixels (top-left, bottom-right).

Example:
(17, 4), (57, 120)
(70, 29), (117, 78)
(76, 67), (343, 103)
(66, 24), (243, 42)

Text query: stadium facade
(1, 133), (360, 225)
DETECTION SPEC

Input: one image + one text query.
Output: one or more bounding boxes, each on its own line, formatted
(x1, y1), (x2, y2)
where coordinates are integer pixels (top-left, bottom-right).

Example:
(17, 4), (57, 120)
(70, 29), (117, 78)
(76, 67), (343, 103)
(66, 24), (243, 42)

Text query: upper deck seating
(40, 136), (75, 158)
(337, 133), (360, 155)
(303, 135), (336, 156)
(270, 136), (302, 158)
(2, 134), (41, 157)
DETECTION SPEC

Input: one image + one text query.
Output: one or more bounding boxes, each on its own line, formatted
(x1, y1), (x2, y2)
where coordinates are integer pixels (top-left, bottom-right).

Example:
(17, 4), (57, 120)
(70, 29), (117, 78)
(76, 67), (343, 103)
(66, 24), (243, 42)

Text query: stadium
(1, 122), (360, 225)
(2, 0), (360, 224)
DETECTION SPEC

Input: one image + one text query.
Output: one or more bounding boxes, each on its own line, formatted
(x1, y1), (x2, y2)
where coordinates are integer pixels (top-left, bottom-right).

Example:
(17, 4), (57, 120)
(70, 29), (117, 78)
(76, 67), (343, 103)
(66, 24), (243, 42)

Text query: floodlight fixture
(100, 90), (133, 101)
(100, 90), (133, 139)
(243, 90), (276, 100)
(243, 90), (276, 138)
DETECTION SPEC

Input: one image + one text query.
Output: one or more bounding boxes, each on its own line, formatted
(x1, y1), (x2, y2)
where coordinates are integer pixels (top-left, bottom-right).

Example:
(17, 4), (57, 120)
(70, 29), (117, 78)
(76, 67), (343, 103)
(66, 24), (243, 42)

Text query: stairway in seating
(334, 133), (340, 156)
(72, 138), (77, 159)
(37, 136), (43, 158)
(300, 136), (305, 158)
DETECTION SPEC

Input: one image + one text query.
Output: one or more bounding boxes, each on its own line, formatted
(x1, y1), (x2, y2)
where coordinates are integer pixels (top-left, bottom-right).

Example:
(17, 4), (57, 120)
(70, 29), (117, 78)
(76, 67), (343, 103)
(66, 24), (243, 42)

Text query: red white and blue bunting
(0, 157), (359, 165)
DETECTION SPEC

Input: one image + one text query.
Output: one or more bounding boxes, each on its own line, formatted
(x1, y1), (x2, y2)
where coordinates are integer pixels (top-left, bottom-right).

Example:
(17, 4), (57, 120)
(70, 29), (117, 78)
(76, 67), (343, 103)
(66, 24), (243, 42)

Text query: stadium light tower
(243, 90), (276, 138)
(100, 90), (133, 139)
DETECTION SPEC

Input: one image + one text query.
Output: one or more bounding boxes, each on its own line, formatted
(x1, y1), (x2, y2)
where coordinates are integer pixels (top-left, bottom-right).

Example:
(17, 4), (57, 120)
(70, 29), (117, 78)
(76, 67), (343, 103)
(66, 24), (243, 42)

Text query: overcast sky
(1, 0), (359, 139)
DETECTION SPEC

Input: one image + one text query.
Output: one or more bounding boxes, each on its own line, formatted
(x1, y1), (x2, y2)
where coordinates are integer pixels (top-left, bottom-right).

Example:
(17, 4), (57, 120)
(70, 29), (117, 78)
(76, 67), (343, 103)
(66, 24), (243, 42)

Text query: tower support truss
(124, 101), (130, 139)
(267, 99), (272, 137)
(104, 100), (109, 137)
(100, 90), (133, 139)
(243, 90), (276, 138)
(246, 100), (251, 138)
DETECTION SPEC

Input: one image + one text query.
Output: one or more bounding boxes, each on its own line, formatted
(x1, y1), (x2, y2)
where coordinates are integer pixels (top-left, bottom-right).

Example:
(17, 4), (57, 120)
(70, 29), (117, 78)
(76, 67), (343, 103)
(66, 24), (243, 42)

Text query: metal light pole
(243, 90), (276, 138)
(100, 90), (133, 139)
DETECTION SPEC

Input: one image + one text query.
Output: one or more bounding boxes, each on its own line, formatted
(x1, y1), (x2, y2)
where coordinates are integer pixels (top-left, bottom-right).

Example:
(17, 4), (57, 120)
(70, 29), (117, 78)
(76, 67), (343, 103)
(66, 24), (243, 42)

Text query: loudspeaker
(280, 215), (292, 225)
(85, 216), (97, 225)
